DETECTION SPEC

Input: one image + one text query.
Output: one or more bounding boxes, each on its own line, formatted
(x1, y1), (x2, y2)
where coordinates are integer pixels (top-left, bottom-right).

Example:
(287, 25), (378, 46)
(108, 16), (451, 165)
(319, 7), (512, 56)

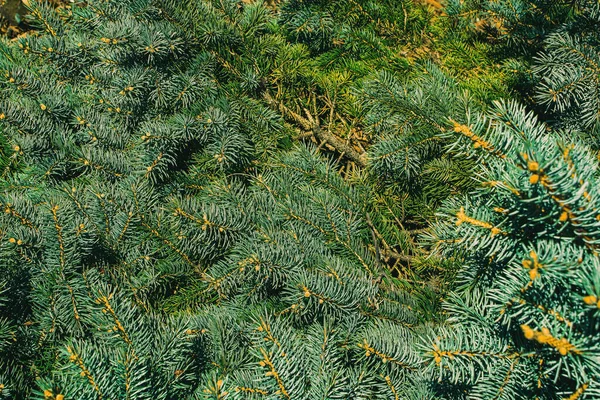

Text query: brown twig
(264, 93), (367, 167)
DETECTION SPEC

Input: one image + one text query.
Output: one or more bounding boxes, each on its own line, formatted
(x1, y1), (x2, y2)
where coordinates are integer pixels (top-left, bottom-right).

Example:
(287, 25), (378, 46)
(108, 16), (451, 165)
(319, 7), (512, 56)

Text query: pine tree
(422, 100), (600, 398)
(4, 0), (597, 398)
(445, 0), (600, 137)
(168, 145), (431, 399)
(0, 0), (437, 398)
(444, 0), (576, 51)
(0, 0), (283, 396)
(533, 1), (600, 136)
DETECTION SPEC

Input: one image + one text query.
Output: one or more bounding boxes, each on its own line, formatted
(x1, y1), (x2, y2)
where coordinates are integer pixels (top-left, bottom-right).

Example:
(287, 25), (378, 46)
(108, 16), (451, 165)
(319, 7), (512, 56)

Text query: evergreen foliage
(424, 101), (600, 398)
(362, 62), (478, 216)
(446, 0), (600, 134)
(0, 0), (437, 398)
(445, 0), (577, 50)
(533, 1), (600, 135)
(0, 0), (599, 398)
(170, 146), (430, 399)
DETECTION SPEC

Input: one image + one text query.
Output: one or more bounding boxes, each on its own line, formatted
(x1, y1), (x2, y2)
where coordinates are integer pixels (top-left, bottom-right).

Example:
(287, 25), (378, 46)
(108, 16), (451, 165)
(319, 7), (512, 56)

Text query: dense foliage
(425, 101), (600, 398)
(0, 0), (598, 399)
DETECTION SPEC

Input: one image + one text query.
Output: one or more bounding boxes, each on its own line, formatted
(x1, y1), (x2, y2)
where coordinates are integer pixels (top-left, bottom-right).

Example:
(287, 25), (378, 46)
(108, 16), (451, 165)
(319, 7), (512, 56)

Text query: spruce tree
(533, 1), (600, 136)
(0, 0), (436, 398)
(423, 100), (600, 398)
(0, 0), (282, 396)
(3, 0), (597, 398)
